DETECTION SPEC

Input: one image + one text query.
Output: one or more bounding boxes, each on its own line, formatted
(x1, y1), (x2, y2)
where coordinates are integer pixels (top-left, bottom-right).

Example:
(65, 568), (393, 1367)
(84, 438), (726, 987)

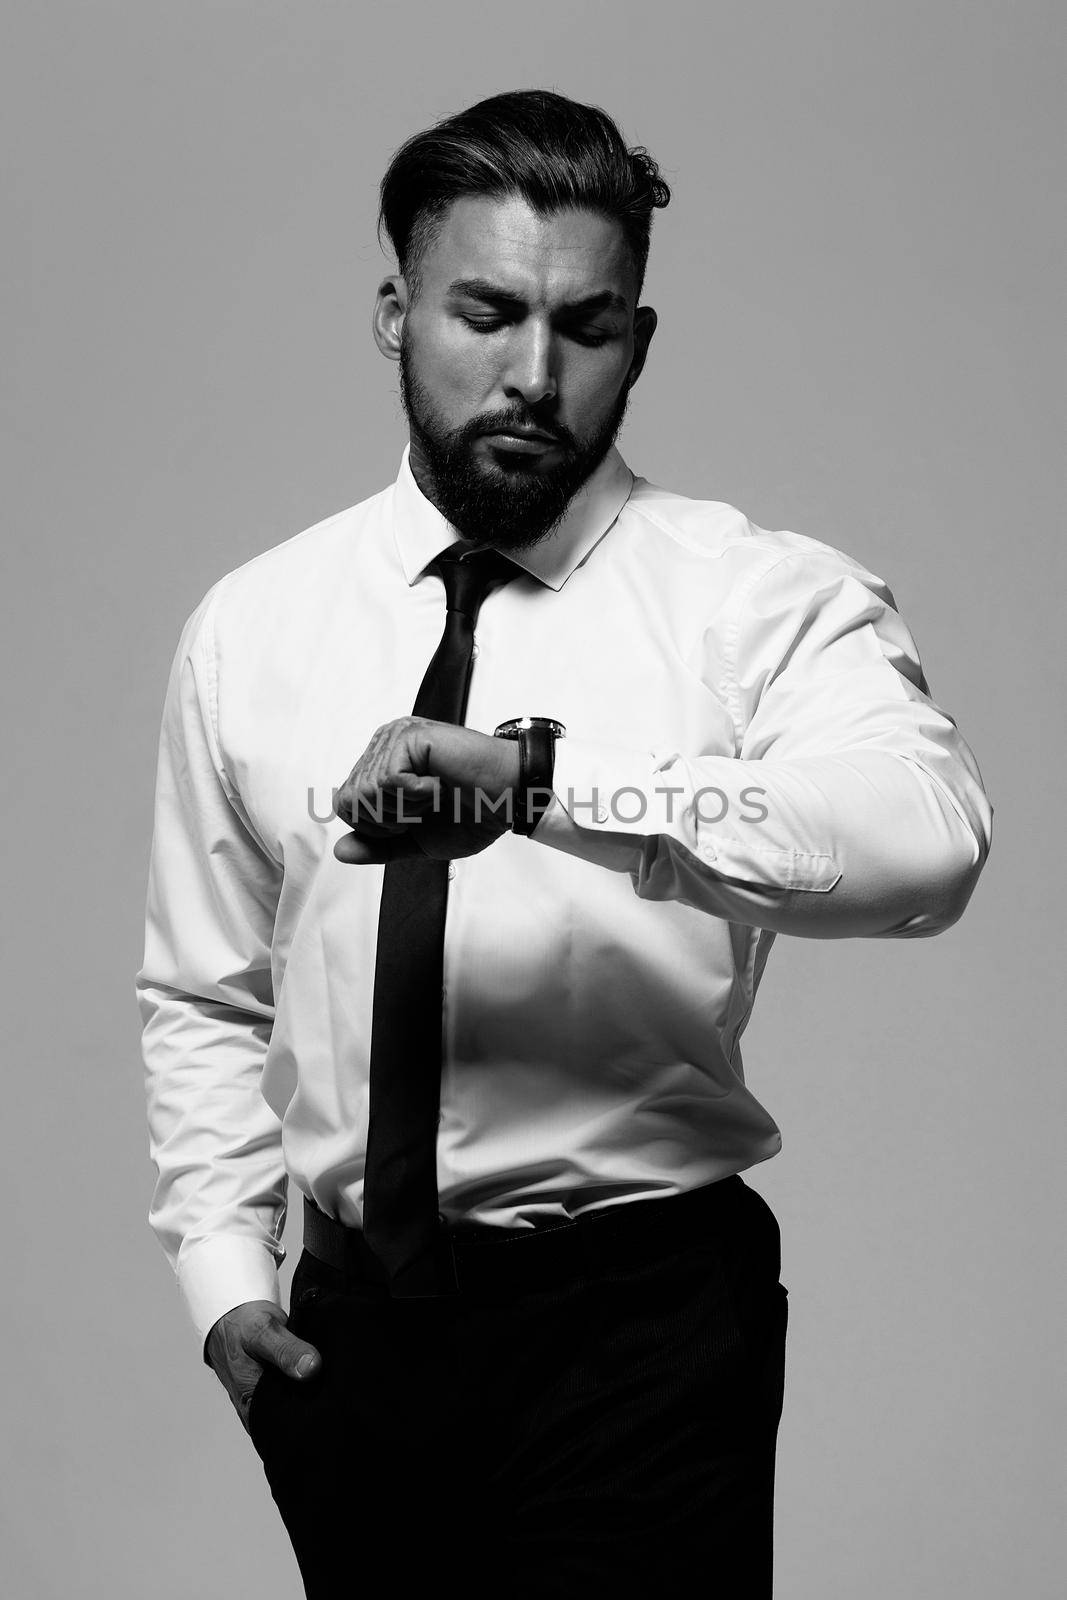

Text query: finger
(235, 1372), (273, 1437)
(334, 714), (440, 811)
(337, 778), (438, 838)
(246, 1319), (323, 1381)
(362, 774), (441, 824)
(333, 830), (425, 865)
(235, 1366), (265, 1419)
(333, 734), (386, 823)
(336, 719), (413, 803)
(387, 772), (440, 806)
(334, 793), (397, 835)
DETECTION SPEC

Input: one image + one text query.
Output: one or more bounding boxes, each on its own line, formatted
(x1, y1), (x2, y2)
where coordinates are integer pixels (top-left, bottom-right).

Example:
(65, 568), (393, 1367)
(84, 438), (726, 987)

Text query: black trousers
(248, 1178), (788, 1598)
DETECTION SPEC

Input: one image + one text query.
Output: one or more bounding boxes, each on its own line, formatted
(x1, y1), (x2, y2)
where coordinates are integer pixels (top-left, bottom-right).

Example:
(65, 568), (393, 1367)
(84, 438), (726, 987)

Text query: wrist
(492, 737), (522, 798)
(493, 717), (565, 835)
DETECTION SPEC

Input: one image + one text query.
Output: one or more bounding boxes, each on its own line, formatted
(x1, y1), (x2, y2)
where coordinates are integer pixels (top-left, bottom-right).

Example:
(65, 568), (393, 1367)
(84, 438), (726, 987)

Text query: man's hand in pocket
(204, 1300), (322, 1434)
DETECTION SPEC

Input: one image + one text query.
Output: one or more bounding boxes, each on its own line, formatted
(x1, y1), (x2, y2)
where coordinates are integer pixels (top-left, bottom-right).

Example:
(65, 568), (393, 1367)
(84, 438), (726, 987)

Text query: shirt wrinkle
(138, 449), (992, 1348)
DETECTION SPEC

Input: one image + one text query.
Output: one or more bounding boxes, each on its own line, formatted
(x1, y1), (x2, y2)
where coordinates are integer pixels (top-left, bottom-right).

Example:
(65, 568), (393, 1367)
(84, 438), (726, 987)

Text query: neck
(407, 435), (446, 516)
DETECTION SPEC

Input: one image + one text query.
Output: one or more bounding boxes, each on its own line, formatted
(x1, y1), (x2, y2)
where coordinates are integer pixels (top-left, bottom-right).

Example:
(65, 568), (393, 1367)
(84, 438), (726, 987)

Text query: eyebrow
(446, 277), (629, 316)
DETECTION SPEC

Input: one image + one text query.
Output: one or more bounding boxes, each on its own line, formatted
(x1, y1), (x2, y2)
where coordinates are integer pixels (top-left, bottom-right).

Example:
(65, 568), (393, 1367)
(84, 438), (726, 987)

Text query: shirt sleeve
(136, 590), (288, 1358)
(535, 546), (993, 937)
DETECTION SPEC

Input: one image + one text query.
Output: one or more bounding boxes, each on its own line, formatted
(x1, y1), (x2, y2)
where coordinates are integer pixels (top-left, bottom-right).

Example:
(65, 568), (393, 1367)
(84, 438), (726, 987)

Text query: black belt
(303, 1176), (749, 1297)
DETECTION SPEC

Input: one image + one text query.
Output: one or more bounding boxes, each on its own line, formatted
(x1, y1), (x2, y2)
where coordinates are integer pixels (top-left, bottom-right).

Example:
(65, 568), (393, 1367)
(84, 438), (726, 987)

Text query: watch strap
(513, 721), (556, 835)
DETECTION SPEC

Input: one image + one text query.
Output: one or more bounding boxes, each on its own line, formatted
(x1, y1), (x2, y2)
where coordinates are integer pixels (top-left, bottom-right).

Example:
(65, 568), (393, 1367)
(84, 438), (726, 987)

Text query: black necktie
(362, 544), (519, 1295)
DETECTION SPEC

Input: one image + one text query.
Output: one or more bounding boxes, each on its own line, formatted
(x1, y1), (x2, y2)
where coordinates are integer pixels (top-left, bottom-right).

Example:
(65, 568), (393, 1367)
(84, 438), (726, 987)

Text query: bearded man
(138, 89), (991, 1597)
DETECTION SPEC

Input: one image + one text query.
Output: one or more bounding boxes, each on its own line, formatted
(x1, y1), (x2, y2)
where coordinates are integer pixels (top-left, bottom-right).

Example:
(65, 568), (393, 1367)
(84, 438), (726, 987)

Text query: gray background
(3, 2), (1063, 1595)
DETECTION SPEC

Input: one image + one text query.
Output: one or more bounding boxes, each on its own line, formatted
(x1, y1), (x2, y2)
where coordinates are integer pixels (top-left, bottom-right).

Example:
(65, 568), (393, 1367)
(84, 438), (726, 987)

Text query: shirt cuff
(177, 1235), (284, 1362)
(532, 737), (647, 875)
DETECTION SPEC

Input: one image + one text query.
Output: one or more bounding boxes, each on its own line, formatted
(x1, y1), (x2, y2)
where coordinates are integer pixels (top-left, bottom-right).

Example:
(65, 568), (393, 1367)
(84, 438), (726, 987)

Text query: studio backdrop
(3, 3), (1063, 1597)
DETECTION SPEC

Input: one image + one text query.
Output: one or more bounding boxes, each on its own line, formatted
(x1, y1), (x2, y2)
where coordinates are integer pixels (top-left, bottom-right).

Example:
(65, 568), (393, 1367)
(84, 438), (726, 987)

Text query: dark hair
(378, 89), (671, 299)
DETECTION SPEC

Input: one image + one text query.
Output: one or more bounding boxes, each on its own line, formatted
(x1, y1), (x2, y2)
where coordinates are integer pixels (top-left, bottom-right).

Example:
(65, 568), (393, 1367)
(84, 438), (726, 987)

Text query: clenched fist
(333, 717), (521, 864)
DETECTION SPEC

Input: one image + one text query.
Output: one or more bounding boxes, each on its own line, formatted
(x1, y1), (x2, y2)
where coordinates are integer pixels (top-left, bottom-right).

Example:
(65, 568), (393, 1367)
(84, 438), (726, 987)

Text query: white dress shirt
(137, 446), (992, 1348)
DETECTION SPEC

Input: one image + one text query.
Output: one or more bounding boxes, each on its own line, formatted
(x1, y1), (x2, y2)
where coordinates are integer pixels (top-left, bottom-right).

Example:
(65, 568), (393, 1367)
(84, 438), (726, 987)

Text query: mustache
(461, 411), (578, 451)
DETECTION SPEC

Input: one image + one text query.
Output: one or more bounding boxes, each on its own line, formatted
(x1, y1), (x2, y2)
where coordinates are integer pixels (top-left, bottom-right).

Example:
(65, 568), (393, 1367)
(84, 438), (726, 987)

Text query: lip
(481, 430), (559, 454)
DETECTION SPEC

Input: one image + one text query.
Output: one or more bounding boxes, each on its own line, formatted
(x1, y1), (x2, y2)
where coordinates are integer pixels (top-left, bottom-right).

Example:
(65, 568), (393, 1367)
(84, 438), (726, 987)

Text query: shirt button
(471, 642), (479, 658)
(447, 863), (456, 880)
(595, 803), (609, 823)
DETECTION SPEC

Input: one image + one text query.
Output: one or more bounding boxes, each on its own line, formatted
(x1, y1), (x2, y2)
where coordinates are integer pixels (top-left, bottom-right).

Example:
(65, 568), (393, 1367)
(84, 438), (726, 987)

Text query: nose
(501, 321), (557, 408)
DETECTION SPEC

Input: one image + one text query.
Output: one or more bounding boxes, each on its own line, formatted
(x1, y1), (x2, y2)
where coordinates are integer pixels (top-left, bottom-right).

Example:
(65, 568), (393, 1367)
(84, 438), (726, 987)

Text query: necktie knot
(432, 545), (520, 623)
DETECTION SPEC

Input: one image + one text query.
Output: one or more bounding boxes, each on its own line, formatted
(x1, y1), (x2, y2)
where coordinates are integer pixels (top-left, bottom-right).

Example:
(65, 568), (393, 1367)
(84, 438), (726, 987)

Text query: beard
(398, 348), (631, 551)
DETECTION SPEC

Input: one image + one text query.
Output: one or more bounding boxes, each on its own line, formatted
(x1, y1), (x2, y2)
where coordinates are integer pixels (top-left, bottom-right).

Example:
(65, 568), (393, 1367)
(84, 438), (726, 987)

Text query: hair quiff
(378, 89), (671, 298)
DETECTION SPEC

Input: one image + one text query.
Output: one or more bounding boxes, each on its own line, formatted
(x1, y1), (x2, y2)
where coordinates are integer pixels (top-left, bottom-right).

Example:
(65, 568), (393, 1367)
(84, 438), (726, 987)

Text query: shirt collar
(391, 442), (634, 592)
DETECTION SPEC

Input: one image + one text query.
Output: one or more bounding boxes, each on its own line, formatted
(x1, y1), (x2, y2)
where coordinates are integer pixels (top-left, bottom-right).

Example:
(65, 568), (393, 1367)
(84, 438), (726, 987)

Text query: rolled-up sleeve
(136, 590), (287, 1355)
(537, 547), (992, 937)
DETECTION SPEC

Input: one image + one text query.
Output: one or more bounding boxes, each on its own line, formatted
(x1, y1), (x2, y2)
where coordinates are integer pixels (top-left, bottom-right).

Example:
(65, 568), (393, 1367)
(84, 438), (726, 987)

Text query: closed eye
(461, 314), (613, 348)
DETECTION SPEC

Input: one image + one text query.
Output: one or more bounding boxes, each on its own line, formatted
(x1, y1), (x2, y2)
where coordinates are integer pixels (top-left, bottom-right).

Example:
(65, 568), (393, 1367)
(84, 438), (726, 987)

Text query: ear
(372, 272), (409, 362)
(627, 305), (658, 389)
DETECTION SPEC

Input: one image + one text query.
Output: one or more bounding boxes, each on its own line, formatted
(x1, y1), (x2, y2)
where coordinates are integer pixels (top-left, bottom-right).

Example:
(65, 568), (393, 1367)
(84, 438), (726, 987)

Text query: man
(138, 90), (991, 1596)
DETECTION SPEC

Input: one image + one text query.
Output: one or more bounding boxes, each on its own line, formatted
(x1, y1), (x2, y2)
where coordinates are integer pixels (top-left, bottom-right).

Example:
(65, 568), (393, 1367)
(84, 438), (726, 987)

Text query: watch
(493, 717), (565, 835)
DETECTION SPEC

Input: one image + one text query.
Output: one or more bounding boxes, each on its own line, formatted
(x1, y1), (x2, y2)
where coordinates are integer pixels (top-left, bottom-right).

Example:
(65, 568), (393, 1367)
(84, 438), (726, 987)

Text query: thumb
(396, 772), (441, 807)
(334, 830), (423, 865)
(248, 1314), (323, 1381)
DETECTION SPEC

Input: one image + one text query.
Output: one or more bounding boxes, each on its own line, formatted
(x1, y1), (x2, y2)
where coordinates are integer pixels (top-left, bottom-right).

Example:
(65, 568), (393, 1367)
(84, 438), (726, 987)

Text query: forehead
(418, 195), (637, 307)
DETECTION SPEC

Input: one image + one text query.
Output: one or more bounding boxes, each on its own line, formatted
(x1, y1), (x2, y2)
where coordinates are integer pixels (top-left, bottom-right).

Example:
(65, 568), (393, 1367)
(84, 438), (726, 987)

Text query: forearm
(139, 978), (287, 1354)
(536, 739), (990, 938)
